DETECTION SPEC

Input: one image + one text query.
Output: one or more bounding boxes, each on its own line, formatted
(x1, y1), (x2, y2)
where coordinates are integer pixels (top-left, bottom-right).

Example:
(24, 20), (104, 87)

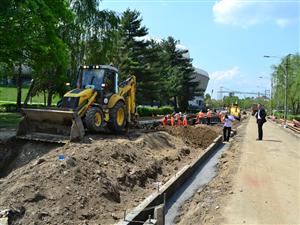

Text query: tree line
(0, 0), (201, 111)
(271, 54), (300, 115)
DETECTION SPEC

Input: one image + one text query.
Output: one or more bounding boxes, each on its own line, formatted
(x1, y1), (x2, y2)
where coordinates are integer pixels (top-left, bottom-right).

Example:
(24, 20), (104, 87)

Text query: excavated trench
(0, 138), (61, 178)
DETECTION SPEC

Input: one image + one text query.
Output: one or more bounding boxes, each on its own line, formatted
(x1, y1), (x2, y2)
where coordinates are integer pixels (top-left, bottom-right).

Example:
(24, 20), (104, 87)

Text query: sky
(101, 0), (300, 99)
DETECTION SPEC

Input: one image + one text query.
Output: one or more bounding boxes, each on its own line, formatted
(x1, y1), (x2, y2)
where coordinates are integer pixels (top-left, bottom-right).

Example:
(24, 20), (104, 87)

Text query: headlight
(104, 98), (108, 104)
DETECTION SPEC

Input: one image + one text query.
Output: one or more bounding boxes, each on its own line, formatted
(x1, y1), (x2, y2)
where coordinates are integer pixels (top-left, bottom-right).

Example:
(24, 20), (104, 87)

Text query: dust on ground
(174, 119), (247, 225)
(0, 125), (220, 225)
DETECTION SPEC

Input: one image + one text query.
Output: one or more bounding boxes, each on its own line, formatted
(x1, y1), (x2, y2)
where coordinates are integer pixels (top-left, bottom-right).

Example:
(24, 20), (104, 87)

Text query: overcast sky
(101, 0), (300, 99)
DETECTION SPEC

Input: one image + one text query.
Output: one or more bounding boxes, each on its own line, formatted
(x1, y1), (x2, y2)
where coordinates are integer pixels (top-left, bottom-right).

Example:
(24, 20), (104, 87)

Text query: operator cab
(78, 65), (119, 94)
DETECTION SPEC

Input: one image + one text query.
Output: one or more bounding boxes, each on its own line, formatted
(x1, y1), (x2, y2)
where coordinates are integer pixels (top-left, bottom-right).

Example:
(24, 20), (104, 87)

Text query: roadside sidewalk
(222, 116), (300, 225)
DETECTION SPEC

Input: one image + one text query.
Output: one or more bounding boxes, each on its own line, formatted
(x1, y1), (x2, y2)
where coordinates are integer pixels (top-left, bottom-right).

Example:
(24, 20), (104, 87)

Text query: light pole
(264, 54), (292, 127)
(258, 76), (272, 109)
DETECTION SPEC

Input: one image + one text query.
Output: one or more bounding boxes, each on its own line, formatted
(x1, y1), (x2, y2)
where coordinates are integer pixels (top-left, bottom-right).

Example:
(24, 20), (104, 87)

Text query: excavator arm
(118, 76), (136, 122)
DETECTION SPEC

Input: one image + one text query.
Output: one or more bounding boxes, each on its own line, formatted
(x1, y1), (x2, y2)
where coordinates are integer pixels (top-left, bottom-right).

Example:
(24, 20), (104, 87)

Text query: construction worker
(176, 113), (181, 126)
(207, 109), (212, 125)
(218, 111), (223, 123)
(170, 115), (175, 126)
(162, 115), (168, 126)
(182, 114), (188, 127)
(197, 110), (205, 124)
(220, 113), (225, 123)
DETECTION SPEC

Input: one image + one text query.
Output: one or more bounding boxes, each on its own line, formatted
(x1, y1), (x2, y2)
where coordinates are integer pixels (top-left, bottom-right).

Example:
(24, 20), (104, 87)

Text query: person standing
(255, 103), (267, 140)
(207, 109), (212, 125)
(197, 110), (205, 124)
(223, 113), (235, 142)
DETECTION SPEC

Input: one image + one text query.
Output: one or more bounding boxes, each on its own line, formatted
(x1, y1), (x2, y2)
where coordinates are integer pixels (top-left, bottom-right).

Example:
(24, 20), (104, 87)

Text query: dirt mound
(0, 127), (220, 225)
(159, 125), (221, 149)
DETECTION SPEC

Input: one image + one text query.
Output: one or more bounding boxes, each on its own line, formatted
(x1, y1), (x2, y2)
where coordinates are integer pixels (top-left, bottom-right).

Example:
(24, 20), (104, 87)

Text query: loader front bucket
(16, 108), (85, 143)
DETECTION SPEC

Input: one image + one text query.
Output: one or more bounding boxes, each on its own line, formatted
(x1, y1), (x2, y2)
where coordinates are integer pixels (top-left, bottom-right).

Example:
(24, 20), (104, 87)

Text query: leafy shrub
(137, 106), (173, 117)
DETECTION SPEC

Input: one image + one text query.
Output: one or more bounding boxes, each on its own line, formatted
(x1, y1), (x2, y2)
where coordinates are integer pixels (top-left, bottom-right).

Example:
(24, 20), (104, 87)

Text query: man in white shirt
(223, 113), (235, 142)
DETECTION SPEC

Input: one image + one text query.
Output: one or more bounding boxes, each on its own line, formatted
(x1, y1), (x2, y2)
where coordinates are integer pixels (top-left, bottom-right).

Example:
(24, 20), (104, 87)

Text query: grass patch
(0, 86), (60, 104)
(0, 112), (23, 128)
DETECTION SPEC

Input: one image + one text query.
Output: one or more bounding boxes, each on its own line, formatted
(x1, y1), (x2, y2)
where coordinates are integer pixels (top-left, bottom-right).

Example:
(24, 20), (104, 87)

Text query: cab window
(103, 70), (116, 94)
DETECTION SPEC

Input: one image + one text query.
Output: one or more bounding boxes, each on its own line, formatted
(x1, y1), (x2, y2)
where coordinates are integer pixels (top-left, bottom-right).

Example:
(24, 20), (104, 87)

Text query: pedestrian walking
(255, 103), (267, 140)
(223, 113), (235, 142)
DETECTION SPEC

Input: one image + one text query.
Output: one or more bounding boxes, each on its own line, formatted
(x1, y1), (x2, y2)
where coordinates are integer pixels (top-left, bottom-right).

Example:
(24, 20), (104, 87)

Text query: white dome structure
(188, 67), (210, 109)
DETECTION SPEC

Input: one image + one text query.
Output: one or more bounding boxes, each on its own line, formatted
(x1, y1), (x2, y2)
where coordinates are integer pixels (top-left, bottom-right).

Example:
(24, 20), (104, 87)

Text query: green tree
(160, 37), (200, 111)
(0, 0), (73, 107)
(271, 54), (300, 114)
(111, 9), (161, 104)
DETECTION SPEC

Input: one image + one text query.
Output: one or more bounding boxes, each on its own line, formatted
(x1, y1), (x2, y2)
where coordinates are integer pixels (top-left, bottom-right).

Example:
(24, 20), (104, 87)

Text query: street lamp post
(264, 54), (291, 127)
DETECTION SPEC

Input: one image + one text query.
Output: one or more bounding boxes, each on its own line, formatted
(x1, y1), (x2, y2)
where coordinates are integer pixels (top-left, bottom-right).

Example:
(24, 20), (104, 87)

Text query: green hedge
(137, 106), (174, 117)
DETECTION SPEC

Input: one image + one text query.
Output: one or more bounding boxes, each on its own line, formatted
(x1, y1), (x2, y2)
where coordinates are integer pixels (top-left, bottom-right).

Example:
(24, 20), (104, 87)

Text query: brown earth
(0, 125), (220, 225)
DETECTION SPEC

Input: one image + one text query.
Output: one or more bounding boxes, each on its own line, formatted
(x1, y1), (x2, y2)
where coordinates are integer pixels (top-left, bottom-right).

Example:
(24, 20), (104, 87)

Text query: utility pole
(264, 54), (293, 128)
(283, 55), (290, 128)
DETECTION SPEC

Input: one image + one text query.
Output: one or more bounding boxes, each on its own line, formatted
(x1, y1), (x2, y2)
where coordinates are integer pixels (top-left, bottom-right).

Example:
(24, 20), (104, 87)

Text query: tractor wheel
(108, 101), (127, 133)
(84, 107), (104, 133)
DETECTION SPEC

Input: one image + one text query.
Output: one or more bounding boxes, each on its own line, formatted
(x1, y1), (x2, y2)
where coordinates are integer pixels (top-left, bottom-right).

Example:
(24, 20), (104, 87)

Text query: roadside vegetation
(0, 0), (200, 112)
(0, 1), (298, 116)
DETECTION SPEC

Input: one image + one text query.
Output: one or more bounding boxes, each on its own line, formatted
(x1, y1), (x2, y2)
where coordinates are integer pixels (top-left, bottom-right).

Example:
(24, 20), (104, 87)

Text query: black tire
(84, 107), (104, 133)
(108, 101), (127, 133)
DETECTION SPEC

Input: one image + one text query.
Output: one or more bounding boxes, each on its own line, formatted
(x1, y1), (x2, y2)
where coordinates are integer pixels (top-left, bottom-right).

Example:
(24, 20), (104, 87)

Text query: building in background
(188, 68), (209, 110)
(176, 44), (210, 110)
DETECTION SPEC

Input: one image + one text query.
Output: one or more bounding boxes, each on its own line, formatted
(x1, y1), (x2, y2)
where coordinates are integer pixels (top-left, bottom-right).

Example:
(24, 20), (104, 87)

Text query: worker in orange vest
(176, 113), (181, 126)
(197, 111), (205, 124)
(162, 115), (168, 126)
(217, 111), (221, 122)
(170, 115), (175, 126)
(182, 114), (188, 127)
(207, 109), (212, 125)
(220, 114), (225, 123)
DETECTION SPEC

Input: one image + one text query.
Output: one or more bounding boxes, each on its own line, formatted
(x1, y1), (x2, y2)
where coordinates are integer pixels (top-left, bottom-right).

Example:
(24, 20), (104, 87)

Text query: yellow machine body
(229, 103), (241, 119)
(16, 65), (137, 143)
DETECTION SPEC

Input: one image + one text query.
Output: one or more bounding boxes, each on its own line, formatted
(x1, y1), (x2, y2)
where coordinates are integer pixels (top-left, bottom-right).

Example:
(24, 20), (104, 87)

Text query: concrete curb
(116, 135), (223, 225)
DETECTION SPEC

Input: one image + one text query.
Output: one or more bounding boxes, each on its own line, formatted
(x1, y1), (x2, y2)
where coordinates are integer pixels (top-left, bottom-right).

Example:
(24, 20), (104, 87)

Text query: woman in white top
(223, 113), (235, 142)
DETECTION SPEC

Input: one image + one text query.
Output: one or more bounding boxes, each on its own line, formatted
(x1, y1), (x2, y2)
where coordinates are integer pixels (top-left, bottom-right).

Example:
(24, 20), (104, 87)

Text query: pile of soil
(159, 125), (221, 148)
(0, 126), (220, 225)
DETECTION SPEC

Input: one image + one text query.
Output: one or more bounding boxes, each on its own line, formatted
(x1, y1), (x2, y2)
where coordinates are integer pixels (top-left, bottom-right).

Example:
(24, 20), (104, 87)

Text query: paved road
(222, 116), (300, 224)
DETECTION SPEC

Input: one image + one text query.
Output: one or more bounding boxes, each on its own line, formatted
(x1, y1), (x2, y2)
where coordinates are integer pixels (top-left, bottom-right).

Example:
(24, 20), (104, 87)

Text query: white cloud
(276, 18), (292, 28)
(212, 0), (299, 28)
(210, 66), (240, 80)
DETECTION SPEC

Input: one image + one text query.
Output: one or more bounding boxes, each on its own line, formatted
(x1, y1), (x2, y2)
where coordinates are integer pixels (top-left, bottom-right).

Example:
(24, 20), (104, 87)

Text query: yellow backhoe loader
(229, 103), (241, 120)
(16, 65), (136, 143)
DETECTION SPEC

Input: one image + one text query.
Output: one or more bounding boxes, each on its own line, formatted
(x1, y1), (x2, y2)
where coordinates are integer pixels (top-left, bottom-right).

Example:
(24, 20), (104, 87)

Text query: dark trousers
(207, 117), (211, 125)
(257, 121), (264, 140)
(223, 126), (231, 141)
